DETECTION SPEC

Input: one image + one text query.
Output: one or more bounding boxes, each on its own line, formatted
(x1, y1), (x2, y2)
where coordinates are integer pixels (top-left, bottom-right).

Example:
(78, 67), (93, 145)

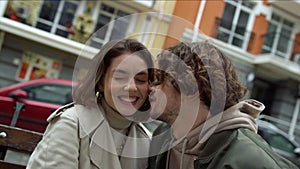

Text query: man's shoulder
(236, 128), (298, 168)
(195, 128), (298, 169)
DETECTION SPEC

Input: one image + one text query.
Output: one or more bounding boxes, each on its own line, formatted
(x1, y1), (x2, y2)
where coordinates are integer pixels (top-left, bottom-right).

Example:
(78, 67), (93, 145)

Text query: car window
(264, 128), (296, 153)
(23, 84), (72, 105)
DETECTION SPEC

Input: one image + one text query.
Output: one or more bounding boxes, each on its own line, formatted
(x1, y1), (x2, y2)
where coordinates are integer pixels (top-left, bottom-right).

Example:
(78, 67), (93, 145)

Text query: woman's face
(100, 53), (149, 116)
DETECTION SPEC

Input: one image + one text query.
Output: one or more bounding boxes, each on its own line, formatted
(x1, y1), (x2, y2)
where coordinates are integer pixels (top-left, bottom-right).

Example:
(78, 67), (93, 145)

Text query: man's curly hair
(155, 41), (247, 111)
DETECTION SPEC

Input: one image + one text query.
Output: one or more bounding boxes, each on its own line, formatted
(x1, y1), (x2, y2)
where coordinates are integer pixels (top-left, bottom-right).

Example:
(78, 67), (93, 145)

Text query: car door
(7, 83), (72, 133)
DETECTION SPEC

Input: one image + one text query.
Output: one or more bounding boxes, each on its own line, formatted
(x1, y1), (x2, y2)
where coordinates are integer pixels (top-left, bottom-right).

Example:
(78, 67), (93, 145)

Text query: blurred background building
(0, 0), (299, 141)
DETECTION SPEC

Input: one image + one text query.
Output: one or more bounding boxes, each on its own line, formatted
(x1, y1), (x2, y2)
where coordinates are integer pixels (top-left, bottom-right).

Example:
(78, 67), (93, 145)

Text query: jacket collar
(75, 104), (104, 138)
(75, 104), (149, 169)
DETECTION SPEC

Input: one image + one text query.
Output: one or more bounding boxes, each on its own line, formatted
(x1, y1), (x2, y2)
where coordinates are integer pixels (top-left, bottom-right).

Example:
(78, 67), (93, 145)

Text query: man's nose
(149, 86), (155, 93)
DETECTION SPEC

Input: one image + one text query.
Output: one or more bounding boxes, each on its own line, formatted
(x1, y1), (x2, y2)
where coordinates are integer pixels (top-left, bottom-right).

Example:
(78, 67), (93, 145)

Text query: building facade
(164, 0), (300, 141)
(0, 0), (175, 85)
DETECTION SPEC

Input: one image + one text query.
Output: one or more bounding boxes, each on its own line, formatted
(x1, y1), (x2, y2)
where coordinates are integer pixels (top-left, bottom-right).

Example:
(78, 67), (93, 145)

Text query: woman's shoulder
(47, 102), (77, 122)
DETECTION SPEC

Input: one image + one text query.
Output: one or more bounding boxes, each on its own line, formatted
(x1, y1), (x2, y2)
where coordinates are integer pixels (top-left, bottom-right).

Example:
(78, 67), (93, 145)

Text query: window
(217, 0), (255, 49)
(88, 2), (135, 48)
(5, 1), (139, 45)
(265, 129), (296, 153)
(262, 14), (294, 58)
(23, 84), (72, 105)
(35, 0), (79, 38)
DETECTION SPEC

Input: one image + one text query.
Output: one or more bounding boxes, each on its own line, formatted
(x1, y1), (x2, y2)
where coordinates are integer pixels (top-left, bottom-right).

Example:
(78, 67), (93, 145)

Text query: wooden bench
(0, 124), (42, 169)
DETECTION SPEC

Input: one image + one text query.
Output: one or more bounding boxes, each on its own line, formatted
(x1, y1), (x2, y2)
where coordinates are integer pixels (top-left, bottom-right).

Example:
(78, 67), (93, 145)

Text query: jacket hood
(167, 99), (265, 169)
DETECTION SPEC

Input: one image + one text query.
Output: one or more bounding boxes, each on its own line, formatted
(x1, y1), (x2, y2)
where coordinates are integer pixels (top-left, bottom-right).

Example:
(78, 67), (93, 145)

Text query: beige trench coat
(26, 103), (150, 169)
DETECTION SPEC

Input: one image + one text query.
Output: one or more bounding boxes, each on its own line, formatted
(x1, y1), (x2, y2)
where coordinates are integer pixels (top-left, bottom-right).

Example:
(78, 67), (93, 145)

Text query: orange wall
(248, 14), (269, 54)
(200, 1), (225, 37)
(292, 33), (300, 57)
(263, 0), (270, 6)
(163, 0), (201, 48)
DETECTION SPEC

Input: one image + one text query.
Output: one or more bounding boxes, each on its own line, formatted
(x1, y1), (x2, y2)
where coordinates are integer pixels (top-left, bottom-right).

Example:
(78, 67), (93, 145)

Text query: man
(148, 41), (298, 169)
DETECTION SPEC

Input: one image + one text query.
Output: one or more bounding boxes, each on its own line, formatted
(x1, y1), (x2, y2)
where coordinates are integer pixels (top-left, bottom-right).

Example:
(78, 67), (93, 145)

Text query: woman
(26, 39), (154, 169)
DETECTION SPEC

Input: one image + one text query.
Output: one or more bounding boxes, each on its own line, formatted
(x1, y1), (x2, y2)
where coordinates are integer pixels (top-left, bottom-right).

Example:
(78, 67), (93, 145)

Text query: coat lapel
(119, 124), (150, 169)
(76, 104), (122, 169)
(75, 104), (150, 169)
(90, 122), (122, 169)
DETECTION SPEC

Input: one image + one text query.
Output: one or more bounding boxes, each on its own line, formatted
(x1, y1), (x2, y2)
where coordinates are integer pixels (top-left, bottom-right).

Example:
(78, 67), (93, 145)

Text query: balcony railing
(2, 0), (154, 48)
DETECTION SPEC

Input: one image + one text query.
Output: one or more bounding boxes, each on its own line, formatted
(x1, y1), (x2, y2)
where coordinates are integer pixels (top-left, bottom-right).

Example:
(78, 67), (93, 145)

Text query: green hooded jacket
(194, 128), (298, 169)
(148, 126), (298, 169)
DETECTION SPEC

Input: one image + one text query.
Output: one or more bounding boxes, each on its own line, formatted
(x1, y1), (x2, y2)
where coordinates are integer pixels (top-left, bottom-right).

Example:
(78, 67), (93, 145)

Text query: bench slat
(0, 124), (43, 169)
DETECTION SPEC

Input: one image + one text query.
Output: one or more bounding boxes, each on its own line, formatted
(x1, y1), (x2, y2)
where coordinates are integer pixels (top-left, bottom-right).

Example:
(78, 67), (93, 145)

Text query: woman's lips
(118, 95), (139, 105)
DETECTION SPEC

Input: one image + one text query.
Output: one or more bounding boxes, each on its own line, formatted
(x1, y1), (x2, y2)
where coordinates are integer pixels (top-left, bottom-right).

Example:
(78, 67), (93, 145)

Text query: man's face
(150, 81), (181, 124)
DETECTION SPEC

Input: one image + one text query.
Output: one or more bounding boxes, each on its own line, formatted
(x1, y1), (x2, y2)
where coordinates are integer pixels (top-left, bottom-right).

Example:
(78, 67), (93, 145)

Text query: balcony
(211, 17), (300, 64)
(268, 0), (300, 18)
(0, 0), (156, 59)
(183, 28), (300, 82)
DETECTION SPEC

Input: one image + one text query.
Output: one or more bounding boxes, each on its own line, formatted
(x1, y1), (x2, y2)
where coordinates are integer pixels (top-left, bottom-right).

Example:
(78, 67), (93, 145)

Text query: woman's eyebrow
(112, 69), (128, 75)
(112, 69), (148, 75)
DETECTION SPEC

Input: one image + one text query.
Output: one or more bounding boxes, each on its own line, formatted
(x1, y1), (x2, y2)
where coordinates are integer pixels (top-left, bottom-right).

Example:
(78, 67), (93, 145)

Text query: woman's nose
(124, 79), (137, 91)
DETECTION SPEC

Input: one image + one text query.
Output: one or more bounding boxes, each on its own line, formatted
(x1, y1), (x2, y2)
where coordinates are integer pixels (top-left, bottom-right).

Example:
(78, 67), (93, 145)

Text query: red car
(0, 78), (74, 133)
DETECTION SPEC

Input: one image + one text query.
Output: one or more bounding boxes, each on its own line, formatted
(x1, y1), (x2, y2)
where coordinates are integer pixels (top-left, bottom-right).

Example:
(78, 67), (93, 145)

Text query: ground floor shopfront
(0, 32), (78, 88)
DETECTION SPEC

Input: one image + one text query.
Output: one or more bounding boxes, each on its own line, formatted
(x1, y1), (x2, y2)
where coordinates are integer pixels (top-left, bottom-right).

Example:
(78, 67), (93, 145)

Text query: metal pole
(192, 0), (206, 42)
(289, 84), (300, 140)
(10, 102), (25, 127)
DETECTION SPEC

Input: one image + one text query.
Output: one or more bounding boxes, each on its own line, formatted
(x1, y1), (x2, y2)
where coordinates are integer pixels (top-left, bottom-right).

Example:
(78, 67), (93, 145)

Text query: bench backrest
(0, 124), (42, 169)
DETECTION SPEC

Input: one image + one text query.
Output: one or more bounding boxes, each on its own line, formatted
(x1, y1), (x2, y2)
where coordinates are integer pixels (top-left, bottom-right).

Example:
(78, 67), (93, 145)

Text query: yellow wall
(127, 1), (176, 59)
(145, 1), (176, 53)
(154, 1), (176, 14)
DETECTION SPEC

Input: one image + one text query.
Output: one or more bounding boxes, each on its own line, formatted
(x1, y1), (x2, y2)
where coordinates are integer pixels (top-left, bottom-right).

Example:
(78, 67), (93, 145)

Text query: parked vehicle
(0, 78), (74, 133)
(257, 119), (300, 167)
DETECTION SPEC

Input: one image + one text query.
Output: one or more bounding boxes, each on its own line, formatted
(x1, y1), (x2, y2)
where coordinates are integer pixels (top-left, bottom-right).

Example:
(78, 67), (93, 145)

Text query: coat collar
(75, 104), (149, 169)
(75, 104), (104, 138)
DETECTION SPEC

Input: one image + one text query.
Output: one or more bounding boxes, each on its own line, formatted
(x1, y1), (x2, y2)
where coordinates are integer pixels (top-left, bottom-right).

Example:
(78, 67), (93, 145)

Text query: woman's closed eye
(113, 76), (128, 82)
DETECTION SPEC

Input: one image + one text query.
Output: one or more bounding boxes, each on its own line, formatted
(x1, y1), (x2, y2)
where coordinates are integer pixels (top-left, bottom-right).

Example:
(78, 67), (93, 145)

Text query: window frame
(217, 0), (256, 50)
(34, 0), (81, 38)
(262, 13), (295, 59)
(88, 1), (139, 48)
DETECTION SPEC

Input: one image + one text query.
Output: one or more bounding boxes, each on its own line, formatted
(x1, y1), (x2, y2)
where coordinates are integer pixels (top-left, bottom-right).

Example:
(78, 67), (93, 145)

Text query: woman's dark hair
(73, 39), (154, 107)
